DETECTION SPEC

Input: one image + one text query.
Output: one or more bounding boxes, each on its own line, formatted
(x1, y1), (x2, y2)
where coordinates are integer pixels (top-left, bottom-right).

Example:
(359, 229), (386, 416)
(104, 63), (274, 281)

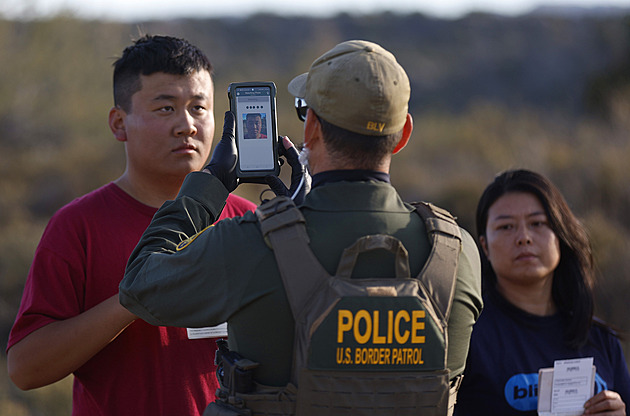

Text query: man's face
(246, 115), (262, 138)
(119, 71), (215, 182)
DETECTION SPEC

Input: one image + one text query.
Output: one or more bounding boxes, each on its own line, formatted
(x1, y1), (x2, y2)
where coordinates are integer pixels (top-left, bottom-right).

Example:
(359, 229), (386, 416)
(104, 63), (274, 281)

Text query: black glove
(205, 111), (239, 192)
(265, 137), (311, 205)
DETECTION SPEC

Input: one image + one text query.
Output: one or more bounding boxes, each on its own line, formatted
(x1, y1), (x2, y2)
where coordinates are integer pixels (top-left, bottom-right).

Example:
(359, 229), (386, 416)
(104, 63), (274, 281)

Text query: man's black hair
(317, 115), (402, 170)
(113, 34), (214, 112)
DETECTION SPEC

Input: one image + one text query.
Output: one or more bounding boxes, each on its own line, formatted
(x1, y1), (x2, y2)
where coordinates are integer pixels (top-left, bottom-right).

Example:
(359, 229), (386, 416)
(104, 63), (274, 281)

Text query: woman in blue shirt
(455, 169), (628, 415)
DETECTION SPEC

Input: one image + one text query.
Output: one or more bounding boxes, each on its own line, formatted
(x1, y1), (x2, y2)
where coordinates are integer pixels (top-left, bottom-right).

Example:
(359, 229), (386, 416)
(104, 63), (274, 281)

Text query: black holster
(205, 339), (259, 416)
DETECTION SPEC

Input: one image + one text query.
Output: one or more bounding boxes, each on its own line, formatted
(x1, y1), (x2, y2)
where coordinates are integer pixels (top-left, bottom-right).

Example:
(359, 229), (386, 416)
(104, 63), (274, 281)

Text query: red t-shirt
(7, 182), (256, 416)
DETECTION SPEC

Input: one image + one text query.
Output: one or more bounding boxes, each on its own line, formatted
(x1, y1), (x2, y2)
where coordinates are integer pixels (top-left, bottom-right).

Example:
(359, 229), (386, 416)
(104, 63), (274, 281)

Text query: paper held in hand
(538, 357), (595, 416)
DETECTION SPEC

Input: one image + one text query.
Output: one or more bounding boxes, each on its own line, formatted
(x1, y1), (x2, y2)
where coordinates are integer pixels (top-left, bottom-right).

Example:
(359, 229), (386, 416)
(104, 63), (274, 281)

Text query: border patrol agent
(120, 40), (483, 415)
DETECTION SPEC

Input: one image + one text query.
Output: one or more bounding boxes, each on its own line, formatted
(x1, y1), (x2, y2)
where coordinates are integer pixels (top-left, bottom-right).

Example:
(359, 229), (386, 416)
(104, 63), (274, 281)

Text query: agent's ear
(109, 106), (128, 142)
(303, 108), (322, 148)
(392, 113), (413, 155)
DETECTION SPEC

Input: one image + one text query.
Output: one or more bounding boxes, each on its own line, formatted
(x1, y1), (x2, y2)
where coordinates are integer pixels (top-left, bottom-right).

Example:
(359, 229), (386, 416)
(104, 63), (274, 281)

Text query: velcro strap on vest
(256, 197), (328, 329)
(256, 196), (307, 238)
(297, 368), (450, 416)
(335, 234), (411, 279)
(447, 374), (464, 416)
(411, 202), (461, 325)
(423, 203), (461, 240)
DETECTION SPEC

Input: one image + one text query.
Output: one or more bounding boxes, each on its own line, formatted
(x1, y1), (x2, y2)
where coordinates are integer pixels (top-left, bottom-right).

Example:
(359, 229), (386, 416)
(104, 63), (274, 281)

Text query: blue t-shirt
(454, 287), (630, 415)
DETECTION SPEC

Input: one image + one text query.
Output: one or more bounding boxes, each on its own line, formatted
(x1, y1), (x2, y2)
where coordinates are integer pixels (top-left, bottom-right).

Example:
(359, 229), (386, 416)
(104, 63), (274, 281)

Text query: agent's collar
(311, 170), (390, 188)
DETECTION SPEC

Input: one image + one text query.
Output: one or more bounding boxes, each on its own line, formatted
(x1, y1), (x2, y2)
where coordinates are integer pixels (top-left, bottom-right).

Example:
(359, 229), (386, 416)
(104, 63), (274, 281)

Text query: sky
(2, 0), (630, 21)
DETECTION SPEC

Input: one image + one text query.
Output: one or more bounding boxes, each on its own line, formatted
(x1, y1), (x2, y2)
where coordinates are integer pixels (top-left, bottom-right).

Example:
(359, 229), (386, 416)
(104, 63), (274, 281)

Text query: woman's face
(480, 191), (561, 291)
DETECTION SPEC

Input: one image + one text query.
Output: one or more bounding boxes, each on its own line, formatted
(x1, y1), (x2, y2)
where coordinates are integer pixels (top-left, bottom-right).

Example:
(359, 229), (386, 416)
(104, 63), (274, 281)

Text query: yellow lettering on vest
(337, 310), (353, 343)
(372, 311), (386, 344)
(338, 347), (353, 364)
(337, 309), (426, 345)
(394, 310), (410, 344)
(411, 310), (426, 343)
(392, 347), (402, 364)
(354, 310), (371, 344)
(352, 347), (393, 365)
(388, 347), (424, 365)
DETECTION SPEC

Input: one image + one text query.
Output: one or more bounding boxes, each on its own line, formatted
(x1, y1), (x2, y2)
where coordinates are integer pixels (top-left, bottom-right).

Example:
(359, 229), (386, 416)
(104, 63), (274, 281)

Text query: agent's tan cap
(288, 40), (410, 136)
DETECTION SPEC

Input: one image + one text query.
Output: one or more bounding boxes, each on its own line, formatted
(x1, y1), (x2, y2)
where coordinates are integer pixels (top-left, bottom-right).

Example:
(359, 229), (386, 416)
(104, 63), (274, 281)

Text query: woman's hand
(583, 390), (626, 415)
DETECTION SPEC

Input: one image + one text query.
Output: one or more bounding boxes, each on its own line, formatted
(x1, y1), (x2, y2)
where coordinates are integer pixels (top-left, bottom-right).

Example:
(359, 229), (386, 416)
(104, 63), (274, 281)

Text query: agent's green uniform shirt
(120, 172), (483, 387)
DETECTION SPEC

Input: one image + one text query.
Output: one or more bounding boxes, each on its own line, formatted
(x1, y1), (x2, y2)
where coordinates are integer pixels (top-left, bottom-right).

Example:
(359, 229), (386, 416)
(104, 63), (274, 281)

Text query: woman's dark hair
(475, 169), (594, 349)
(317, 114), (402, 170)
(113, 34), (214, 112)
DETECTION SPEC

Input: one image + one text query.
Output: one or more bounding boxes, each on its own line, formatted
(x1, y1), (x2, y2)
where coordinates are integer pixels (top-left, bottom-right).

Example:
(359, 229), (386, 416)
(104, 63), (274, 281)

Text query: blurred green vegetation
(1, 11), (629, 415)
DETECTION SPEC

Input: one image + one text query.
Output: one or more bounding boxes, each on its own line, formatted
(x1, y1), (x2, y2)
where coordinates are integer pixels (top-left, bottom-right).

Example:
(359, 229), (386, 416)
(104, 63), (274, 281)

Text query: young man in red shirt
(7, 35), (256, 415)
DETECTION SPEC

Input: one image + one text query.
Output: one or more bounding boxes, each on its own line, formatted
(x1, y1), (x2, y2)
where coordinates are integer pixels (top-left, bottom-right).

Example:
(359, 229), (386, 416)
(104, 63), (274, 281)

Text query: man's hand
(265, 136), (311, 205)
(204, 111), (239, 192)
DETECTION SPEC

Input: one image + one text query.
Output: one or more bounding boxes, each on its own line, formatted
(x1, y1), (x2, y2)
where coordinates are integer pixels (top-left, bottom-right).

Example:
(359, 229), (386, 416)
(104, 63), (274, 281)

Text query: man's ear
(109, 106), (128, 142)
(303, 108), (322, 148)
(392, 113), (413, 155)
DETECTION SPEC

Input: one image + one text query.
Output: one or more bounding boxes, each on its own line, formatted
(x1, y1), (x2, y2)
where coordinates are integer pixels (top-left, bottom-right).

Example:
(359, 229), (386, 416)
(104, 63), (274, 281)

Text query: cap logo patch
(367, 121), (386, 132)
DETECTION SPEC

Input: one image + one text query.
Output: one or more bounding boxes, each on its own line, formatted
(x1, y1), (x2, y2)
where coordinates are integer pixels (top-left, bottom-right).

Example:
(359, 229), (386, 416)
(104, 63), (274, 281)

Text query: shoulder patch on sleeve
(176, 225), (213, 251)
